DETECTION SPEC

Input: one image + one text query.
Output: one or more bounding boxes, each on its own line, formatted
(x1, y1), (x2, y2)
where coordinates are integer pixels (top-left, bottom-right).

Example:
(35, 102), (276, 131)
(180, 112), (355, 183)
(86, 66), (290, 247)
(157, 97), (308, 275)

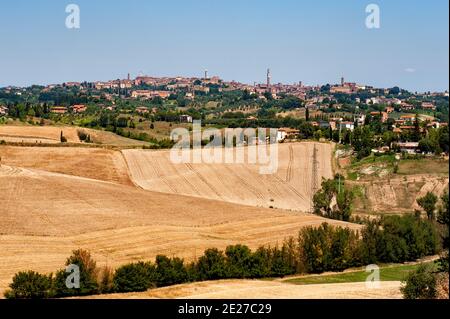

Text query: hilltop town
(1, 71), (448, 156)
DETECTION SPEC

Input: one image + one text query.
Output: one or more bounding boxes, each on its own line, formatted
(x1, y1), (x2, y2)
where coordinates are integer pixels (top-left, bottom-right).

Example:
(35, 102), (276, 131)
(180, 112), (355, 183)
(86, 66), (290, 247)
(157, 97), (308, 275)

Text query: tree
(53, 249), (99, 297)
(313, 176), (353, 221)
(196, 248), (227, 280)
(437, 192), (449, 272)
(305, 107), (310, 122)
(336, 188), (354, 221)
(401, 264), (437, 299)
(113, 262), (156, 292)
(155, 255), (189, 287)
(412, 114), (422, 142)
(418, 138), (436, 154)
(417, 192), (438, 220)
(225, 245), (253, 278)
(4, 271), (53, 299)
(60, 130), (67, 143)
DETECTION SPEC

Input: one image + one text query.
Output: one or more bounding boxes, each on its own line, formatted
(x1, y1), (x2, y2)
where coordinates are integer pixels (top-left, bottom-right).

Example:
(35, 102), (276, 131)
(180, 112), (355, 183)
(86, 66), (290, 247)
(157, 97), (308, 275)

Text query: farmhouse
(395, 142), (420, 154)
(277, 127), (299, 142)
(50, 106), (68, 114)
(179, 114), (193, 123)
(136, 107), (150, 114)
(131, 90), (171, 100)
(71, 104), (87, 113)
(339, 121), (355, 131)
(421, 102), (436, 111)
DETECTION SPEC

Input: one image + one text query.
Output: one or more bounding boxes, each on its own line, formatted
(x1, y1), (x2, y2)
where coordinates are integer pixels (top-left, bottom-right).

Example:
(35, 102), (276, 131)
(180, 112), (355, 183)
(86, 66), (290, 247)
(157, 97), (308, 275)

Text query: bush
(401, 264), (437, 299)
(98, 266), (114, 294)
(4, 271), (53, 299)
(77, 129), (88, 141)
(113, 262), (156, 293)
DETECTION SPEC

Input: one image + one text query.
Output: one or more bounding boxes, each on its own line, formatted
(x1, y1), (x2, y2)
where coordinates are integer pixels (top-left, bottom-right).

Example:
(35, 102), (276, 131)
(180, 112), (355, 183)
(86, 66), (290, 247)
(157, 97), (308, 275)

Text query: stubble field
(123, 142), (333, 211)
(0, 140), (355, 297)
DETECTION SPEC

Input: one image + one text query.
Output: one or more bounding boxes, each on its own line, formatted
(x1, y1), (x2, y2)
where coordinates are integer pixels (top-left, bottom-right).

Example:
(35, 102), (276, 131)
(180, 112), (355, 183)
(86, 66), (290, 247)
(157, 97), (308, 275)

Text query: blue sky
(0, 0), (448, 92)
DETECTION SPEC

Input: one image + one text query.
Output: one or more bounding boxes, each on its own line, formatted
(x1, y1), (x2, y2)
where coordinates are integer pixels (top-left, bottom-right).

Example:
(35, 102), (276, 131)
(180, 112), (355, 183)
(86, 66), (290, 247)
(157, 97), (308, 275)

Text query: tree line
(4, 214), (442, 299)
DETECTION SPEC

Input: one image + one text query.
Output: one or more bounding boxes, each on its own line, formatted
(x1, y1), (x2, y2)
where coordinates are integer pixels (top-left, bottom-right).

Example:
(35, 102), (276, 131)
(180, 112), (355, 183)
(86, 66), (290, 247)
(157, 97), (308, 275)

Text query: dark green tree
(417, 192), (438, 220)
(4, 271), (53, 299)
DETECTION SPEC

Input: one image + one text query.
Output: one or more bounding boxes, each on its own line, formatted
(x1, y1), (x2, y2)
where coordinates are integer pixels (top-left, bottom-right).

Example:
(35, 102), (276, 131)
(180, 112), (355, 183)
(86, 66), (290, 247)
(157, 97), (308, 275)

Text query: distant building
(50, 106), (68, 114)
(72, 104), (87, 113)
(421, 102), (436, 111)
(395, 142), (420, 154)
(131, 90), (171, 99)
(399, 102), (414, 111)
(64, 82), (81, 87)
(179, 114), (193, 123)
(277, 128), (299, 142)
(369, 111), (388, 123)
(132, 90), (153, 99)
(136, 106), (150, 114)
(339, 121), (355, 131)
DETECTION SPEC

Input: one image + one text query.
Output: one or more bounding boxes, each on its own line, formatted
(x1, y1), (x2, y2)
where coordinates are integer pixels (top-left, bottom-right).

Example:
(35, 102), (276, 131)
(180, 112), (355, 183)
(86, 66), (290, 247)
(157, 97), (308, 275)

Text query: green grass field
(285, 262), (436, 285)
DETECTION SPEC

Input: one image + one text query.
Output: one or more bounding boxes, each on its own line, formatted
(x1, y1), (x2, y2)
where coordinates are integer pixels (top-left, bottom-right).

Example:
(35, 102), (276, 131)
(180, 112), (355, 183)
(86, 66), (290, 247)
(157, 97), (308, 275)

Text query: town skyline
(2, 71), (448, 94)
(0, 0), (448, 92)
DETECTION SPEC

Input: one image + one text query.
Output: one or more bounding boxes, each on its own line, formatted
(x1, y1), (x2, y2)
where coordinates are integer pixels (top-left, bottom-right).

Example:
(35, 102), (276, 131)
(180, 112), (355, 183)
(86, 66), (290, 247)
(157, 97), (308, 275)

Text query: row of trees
(401, 191), (449, 299)
(5, 214), (441, 299)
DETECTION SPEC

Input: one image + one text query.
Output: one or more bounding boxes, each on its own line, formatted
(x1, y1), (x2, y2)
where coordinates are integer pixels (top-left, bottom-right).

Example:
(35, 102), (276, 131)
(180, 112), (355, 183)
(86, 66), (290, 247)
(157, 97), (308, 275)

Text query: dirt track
(123, 142), (333, 211)
(83, 279), (402, 299)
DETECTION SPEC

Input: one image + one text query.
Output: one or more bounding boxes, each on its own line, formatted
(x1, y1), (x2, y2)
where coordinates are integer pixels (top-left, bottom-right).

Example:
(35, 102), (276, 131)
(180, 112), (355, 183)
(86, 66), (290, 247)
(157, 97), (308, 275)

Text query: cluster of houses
(50, 104), (87, 114)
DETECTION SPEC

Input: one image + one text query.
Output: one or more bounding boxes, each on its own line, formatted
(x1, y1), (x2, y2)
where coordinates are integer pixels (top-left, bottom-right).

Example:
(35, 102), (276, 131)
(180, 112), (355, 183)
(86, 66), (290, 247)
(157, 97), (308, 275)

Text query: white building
(339, 121), (355, 131)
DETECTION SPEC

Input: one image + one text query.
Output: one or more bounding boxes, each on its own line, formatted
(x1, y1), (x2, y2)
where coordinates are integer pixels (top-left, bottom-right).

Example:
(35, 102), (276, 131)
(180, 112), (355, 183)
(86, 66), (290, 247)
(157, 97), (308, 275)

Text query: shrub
(401, 264), (437, 299)
(77, 129), (87, 141)
(4, 271), (53, 299)
(113, 262), (156, 293)
(98, 266), (114, 294)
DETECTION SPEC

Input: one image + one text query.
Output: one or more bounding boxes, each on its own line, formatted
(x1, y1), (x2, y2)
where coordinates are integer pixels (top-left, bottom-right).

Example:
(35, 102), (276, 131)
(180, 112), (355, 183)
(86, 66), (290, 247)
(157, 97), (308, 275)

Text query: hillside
(123, 142), (333, 211)
(0, 164), (358, 297)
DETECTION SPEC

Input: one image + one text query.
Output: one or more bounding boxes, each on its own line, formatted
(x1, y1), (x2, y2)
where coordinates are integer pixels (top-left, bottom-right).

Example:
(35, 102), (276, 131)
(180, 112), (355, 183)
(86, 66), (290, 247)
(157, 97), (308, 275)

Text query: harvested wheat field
(83, 279), (402, 299)
(80, 128), (149, 147)
(0, 125), (149, 147)
(0, 164), (358, 297)
(0, 146), (132, 185)
(123, 142), (333, 211)
(0, 125), (80, 143)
